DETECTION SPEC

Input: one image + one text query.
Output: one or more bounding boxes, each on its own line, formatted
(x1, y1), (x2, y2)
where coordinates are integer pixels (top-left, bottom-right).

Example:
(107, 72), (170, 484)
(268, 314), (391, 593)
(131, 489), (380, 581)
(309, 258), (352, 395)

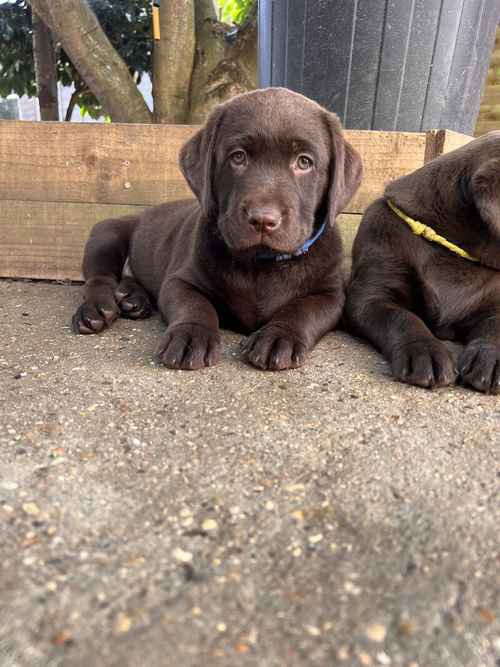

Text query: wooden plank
(0, 201), (363, 282)
(0, 121), (428, 215)
(337, 213), (362, 257)
(424, 129), (473, 162)
(343, 130), (427, 213)
(475, 120), (500, 136)
(0, 200), (145, 281)
(480, 83), (500, 106)
(0, 121), (194, 207)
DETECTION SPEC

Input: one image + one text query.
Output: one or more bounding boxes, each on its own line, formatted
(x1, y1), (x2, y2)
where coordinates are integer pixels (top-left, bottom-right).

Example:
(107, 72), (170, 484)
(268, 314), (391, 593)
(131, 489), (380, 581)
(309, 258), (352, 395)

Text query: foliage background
(0, 0), (255, 119)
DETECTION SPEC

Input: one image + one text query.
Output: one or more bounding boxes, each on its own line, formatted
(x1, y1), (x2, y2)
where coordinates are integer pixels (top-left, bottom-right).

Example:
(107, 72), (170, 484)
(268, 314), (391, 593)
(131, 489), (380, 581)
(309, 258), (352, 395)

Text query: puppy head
(179, 87), (362, 255)
(468, 148), (500, 238)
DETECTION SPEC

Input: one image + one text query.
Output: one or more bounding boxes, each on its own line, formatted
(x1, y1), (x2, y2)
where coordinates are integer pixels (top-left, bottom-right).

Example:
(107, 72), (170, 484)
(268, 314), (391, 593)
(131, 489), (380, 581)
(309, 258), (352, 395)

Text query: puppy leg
(346, 294), (457, 389)
(345, 257), (457, 389)
(241, 286), (344, 370)
(457, 308), (500, 394)
(73, 217), (138, 334)
(156, 278), (221, 370)
(380, 307), (456, 389)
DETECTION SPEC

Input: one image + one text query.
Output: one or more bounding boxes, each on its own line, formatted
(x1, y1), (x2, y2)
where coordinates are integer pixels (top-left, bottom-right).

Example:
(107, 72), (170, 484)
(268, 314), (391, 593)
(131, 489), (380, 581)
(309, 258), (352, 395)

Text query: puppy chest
(421, 261), (496, 327)
(220, 271), (301, 332)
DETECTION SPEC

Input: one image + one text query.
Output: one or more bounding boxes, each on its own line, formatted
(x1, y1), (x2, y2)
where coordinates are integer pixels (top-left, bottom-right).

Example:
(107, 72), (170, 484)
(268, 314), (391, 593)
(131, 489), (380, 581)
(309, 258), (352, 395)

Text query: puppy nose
(245, 205), (282, 232)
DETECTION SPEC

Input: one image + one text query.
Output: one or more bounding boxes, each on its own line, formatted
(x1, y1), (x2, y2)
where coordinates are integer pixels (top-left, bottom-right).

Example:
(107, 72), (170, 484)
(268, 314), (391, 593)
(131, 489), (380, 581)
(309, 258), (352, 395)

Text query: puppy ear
(179, 106), (225, 220)
(324, 113), (363, 225)
(470, 158), (500, 234)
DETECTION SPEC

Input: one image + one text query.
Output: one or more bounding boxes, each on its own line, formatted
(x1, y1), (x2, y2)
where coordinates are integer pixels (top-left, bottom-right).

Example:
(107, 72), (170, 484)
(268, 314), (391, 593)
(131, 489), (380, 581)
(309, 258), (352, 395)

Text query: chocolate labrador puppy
(73, 88), (362, 370)
(345, 131), (500, 393)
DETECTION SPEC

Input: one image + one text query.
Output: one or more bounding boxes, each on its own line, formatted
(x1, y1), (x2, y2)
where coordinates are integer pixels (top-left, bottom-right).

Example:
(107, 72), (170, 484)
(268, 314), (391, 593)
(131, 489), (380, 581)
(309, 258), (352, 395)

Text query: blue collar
(255, 221), (328, 263)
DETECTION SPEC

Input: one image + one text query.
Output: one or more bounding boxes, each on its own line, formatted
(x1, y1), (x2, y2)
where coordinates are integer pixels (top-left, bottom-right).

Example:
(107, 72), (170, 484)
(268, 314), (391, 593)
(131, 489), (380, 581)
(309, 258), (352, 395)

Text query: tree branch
(64, 82), (86, 121)
(153, 0), (195, 123)
(32, 12), (59, 121)
(28, 0), (151, 123)
(187, 0), (225, 123)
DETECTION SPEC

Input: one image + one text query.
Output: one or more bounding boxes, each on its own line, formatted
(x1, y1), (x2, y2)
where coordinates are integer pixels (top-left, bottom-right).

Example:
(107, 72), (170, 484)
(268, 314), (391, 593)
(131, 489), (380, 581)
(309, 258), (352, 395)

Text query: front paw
(72, 284), (120, 334)
(240, 325), (307, 370)
(115, 278), (152, 320)
(458, 341), (500, 394)
(391, 339), (457, 389)
(156, 323), (220, 370)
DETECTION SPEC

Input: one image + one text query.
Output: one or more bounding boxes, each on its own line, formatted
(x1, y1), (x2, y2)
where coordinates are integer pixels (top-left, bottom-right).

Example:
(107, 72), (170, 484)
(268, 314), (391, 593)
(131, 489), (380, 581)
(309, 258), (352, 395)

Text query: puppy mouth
(219, 223), (310, 255)
(225, 235), (308, 256)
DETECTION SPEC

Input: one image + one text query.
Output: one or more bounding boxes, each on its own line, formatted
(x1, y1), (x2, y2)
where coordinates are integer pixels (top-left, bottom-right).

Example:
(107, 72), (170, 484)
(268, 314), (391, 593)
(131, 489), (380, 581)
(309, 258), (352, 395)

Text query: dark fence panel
(258, 0), (500, 133)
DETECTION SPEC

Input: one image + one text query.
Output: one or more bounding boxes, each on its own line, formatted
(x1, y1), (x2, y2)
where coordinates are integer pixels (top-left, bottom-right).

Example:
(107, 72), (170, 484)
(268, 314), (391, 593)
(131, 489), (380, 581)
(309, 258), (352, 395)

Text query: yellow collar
(386, 199), (479, 263)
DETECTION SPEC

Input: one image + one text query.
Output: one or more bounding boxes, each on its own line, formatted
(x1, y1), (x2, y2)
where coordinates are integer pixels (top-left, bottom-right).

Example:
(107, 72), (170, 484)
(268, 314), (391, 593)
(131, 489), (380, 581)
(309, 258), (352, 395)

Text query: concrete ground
(0, 278), (499, 667)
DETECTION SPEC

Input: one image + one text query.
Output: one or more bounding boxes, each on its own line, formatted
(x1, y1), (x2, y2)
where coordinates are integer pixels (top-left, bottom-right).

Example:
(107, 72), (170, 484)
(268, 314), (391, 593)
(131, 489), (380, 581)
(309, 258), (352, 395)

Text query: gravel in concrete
(0, 279), (499, 667)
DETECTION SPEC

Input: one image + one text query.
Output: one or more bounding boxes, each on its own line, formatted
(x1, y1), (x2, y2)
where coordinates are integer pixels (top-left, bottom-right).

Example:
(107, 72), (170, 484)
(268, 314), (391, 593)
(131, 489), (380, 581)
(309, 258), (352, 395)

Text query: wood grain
(0, 121), (471, 281)
(0, 199), (144, 281)
(337, 213), (362, 257)
(475, 120), (500, 136)
(424, 129), (474, 162)
(0, 121), (194, 206)
(0, 121), (427, 214)
(343, 130), (427, 213)
(0, 201), (362, 282)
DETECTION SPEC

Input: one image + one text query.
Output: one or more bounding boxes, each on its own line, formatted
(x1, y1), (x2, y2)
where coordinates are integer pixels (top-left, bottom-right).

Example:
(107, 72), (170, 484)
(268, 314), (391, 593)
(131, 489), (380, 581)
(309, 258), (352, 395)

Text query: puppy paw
(157, 323), (221, 370)
(458, 341), (500, 394)
(391, 339), (457, 389)
(72, 284), (120, 334)
(115, 278), (153, 320)
(240, 326), (307, 370)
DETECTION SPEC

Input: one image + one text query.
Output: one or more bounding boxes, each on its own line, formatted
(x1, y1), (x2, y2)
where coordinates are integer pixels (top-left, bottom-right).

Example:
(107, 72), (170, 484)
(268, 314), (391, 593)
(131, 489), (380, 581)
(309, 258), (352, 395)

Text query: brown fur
(73, 88), (362, 370)
(345, 131), (500, 393)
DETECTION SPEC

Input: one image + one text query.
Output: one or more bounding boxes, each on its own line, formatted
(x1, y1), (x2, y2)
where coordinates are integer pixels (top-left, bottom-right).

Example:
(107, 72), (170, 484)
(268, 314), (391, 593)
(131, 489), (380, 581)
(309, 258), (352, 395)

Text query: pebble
(304, 625), (321, 636)
(308, 534), (323, 545)
(172, 547), (193, 563)
(114, 612), (132, 635)
(216, 622), (227, 633)
(337, 646), (350, 661)
(366, 623), (387, 642)
(235, 643), (250, 653)
(22, 502), (40, 516)
(478, 607), (495, 624)
(377, 652), (392, 665)
(0, 481), (18, 491)
(202, 518), (218, 531)
(51, 630), (73, 646)
(344, 580), (361, 595)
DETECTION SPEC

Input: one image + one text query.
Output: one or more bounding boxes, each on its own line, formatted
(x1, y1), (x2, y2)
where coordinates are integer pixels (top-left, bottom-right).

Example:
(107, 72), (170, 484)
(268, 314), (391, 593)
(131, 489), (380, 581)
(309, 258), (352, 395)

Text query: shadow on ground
(0, 280), (499, 667)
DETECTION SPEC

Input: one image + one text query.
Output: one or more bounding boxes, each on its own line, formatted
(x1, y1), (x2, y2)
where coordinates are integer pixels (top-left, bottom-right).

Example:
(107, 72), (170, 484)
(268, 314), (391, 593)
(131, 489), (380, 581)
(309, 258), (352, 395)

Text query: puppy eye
(230, 150), (247, 166)
(296, 155), (313, 171)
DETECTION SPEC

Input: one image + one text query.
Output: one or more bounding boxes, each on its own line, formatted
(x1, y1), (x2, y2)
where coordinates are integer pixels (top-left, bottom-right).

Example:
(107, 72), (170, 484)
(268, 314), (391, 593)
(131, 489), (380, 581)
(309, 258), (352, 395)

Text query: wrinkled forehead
(216, 92), (332, 162)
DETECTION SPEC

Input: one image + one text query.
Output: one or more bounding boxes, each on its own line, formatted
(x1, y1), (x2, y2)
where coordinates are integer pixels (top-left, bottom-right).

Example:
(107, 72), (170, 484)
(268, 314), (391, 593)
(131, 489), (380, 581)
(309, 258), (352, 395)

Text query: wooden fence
(476, 27), (500, 136)
(0, 122), (472, 281)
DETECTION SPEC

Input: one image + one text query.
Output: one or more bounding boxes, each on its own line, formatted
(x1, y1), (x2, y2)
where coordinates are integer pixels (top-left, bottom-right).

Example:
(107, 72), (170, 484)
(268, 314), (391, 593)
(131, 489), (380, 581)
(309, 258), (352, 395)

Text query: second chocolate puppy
(346, 131), (500, 393)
